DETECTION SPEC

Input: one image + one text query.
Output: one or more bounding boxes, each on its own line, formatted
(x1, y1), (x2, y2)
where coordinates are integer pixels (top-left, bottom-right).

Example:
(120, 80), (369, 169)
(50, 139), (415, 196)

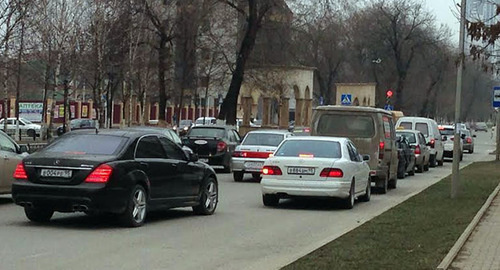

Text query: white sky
(424, 0), (460, 42)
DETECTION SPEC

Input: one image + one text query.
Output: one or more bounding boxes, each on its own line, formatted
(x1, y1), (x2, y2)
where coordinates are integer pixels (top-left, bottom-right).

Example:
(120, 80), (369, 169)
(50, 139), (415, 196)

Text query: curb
(436, 182), (500, 270)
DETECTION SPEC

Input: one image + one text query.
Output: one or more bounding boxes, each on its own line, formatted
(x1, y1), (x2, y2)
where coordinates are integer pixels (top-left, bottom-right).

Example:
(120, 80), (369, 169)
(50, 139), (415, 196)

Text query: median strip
(283, 161), (500, 270)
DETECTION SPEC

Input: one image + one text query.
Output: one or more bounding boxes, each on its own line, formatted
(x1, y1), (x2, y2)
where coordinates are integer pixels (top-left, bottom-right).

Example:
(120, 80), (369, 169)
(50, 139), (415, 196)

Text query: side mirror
(362, 154), (370, 161)
(188, 152), (199, 162)
(182, 146), (198, 162)
(18, 144), (29, 154)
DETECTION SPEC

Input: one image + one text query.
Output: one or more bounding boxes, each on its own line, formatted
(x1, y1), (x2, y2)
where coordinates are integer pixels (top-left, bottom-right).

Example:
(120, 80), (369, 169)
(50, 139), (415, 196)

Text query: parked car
(0, 130), (29, 194)
(474, 122), (488, 132)
(182, 125), (241, 172)
(260, 136), (371, 209)
(439, 125), (464, 161)
(11, 129), (218, 227)
(396, 117), (444, 167)
(312, 105), (399, 193)
(0, 118), (41, 138)
(56, 118), (98, 136)
(232, 130), (292, 182)
(396, 129), (430, 173)
(174, 119), (193, 136)
(194, 117), (217, 126)
(462, 129), (475, 153)
(395, 135), (415, 179)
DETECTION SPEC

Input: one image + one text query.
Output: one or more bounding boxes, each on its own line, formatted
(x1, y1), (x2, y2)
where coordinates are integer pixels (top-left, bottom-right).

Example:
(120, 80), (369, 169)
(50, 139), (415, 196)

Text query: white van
(395, 117), (444, 167)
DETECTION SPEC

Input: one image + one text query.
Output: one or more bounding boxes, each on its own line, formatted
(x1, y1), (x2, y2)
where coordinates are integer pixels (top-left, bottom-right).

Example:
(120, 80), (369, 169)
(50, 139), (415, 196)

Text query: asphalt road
(0, 132), (495, 270)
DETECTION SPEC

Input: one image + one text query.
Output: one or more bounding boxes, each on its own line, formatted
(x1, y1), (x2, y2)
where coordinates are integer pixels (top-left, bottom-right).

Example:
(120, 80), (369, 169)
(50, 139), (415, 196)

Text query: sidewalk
(449, 191), (500, 270)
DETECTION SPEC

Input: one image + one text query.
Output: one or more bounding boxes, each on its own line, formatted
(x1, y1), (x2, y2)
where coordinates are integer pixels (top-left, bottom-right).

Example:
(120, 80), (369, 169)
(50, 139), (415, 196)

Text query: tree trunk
(158, 33), (168, 123)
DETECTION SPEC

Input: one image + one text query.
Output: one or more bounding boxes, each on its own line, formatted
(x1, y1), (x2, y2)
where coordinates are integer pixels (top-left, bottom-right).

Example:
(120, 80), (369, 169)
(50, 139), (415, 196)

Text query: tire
(342, 181), (355, 209)
(469, 148), (474, 154)
(24, 207), (54, 223)
(397, 161), (406, 179)
(119, 185), (147, 227)
(377, 176), (388, 194)
(233, 171), (244, 182)
(416, 164), (424, 173)
(388, 177), (397, 189)
(193, 177), (218, 215)
(27, 129), (36, 138)
(429, 154), (437, 167)
(424, 163), (430, 171)
(252, 173), (262, 181)
(359, 179), (371, 202)
(408, 165), (415, 176)
(437, 156), (444, 166)
(262, 194), (279, 207)
(460, 153), (463, 161)
(223, 158), (232, 173)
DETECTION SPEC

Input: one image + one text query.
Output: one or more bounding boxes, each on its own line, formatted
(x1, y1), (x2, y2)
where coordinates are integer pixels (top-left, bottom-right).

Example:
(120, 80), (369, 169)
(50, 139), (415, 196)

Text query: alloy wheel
(204, 181), (218, 212)
(132, 188), (147, 224)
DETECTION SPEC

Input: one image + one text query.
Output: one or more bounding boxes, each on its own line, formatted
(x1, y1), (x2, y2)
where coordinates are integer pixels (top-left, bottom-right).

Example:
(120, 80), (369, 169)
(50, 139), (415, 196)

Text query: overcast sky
(424, 0), (460, 42)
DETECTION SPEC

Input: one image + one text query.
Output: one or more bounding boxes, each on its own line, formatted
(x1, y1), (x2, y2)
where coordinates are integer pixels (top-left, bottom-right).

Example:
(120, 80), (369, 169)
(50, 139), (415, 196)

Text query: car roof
(62, 128), (169, 140)
(126, 126), (174, 132)
(191, 125), (231, 129)
(314, 105), (392, 115)
(398, 116), (437, 122)
(439, 125), (454, 129)
(285, 136), (348, 143)
(246, 129), (291, 135)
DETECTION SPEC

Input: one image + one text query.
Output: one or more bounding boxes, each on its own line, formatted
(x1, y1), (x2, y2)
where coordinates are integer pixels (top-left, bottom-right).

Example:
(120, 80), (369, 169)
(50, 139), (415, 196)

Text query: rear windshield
(397, 132), (416, 143)
(45, 135), (127, 155)
(399, 122), (412, 130)
(275, 140), (341, 158)
(188, 128), (225, 138)
(316, 114), (375, 138)
(415, 123), (429, 136)
(440, 128), (454, 136)
(242, 133), (284, 146)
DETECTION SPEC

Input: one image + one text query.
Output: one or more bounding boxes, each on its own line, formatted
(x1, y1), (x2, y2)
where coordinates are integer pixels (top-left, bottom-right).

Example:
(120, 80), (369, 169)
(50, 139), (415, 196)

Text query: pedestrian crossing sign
(341, 94), (352, 105)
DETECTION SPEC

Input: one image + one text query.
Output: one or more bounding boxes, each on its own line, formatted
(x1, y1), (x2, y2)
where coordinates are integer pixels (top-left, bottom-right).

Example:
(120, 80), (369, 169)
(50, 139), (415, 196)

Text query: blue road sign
(384, 104), (394, 111)
(493, 87), (500, 108)
(341, 94), (352, 105)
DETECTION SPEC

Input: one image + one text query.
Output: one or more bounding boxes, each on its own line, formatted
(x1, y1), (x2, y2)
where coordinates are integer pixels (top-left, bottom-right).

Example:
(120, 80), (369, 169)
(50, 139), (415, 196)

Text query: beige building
(335, 83), (376, 107)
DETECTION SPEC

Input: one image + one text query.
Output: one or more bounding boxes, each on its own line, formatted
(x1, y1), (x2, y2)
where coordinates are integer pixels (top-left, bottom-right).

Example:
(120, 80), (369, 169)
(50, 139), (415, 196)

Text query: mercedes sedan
(12, 129), (218, 227)
(261, 136), (371, 209)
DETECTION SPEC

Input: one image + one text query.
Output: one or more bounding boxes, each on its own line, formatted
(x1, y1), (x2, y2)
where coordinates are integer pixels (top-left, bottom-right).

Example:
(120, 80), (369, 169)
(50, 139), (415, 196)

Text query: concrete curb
(436, 182), (500, 270)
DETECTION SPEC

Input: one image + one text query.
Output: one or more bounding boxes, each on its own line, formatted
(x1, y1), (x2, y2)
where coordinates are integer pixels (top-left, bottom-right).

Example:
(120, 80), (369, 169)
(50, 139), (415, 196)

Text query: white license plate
(40, 169), (72, 178)
(199, 158), (209, 163)
(287, 167), (315, 175)
(245, 161), (264, 169)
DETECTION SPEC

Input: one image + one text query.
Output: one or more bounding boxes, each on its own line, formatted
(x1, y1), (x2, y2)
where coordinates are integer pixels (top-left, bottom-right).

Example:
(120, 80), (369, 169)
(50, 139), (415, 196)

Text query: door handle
(139, 162), (149, 168)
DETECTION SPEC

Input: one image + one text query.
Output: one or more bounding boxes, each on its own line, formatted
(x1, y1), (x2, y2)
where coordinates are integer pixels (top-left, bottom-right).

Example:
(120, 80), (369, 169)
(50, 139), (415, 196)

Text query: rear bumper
(198, 153), (228, 167)
(232, 158), (266, 173)
(12, 181), (129, 214)
(261, 178), (351, 198)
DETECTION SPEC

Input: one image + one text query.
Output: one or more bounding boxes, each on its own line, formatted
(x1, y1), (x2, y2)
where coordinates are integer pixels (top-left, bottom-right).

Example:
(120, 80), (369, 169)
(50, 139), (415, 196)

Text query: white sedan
(261, 136), (371, 209)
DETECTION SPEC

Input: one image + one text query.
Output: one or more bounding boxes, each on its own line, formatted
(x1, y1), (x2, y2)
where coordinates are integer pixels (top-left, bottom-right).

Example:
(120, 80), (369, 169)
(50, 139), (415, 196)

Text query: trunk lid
(266, 157), (339, 181)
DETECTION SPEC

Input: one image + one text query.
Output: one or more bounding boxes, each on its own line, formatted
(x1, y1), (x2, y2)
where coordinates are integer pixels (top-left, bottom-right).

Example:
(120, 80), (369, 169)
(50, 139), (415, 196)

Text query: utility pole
(452, 0), (467, 199)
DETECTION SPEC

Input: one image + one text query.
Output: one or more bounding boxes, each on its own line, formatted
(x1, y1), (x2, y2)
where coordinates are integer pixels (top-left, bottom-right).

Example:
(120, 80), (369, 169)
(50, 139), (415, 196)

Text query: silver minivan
(395, 117), (444, 167)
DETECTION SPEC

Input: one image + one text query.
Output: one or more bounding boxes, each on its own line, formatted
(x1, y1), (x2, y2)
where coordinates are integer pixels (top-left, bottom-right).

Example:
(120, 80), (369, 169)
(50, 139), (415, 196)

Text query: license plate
(287, 167), (315, 175)
(199, 158), (209, 163)
(40, 169), (72, 178)
(245, 161), (264, 169)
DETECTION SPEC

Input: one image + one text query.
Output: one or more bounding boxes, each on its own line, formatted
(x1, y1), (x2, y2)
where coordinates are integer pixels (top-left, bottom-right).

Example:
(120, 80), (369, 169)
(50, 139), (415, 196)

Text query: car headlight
(173, 126), (177, 130)
(184, 126), (188, 131)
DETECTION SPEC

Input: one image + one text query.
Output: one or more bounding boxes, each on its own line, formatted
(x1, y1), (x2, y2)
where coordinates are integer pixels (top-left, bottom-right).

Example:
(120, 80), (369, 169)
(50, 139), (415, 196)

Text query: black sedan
(396, 135), (416, 179)
(12, 129), (218, 227)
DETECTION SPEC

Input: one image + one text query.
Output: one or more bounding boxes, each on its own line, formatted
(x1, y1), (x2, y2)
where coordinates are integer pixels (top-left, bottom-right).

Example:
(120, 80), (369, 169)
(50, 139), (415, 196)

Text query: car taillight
(262, 166), (282, 175)
(414, 145), (421, 155)
(466, 137), (472, 143)
(379, 141), (385, 160)
(429, 138), (435, 148)
(85, 164), (113, 183)
(450, 137), (454, 141)
(13, 162), (28, 180)
(320, 168), (344, 178)
(232, 151), (273, 158)
(217, 141), (227, 152)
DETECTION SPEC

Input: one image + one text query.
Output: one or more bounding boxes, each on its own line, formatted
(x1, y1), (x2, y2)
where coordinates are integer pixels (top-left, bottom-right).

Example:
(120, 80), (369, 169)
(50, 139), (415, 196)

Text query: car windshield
(440, 128), (454, 136)
(242, 133), (284, 146)
(188, 128), (225, 138)
(275, 140), (341, 158)
(397, 132), (416, 143)
(316, 114), (375, 138)
(44, 135), (127, 155)
(21, 118), (33, 124)
(195, 118), (215, 125)
(179, 120), (192, 126)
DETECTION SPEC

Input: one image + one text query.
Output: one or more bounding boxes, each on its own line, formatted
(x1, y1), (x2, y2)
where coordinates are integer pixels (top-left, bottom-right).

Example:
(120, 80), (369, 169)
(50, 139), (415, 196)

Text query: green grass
(283, 161), (500, 270)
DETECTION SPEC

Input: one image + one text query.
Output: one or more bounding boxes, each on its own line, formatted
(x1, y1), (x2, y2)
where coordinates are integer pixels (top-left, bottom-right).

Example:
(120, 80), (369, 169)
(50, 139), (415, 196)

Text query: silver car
(232, 130), (293, 181)
(0, 130), (29, 194)
(396, 130), (430, 173)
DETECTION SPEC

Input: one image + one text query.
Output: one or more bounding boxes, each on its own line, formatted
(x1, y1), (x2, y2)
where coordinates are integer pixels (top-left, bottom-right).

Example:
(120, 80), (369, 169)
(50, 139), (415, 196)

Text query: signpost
(340, 94), (352, 105)
(494, 87), (500, 161)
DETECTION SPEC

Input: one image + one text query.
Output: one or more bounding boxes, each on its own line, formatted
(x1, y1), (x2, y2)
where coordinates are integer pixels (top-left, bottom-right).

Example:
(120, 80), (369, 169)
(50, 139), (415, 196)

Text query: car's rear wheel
(252, 173), (262, 181)
(27, 129), (36, 138)
(233, 171), (244, 182)
(119, 185), (147, 227)
(437, 156), (444, 166)
(397, 160), (406, 179)
(262, 194), (279, 207)
(377, 176), (388, 194)
(408, 164), (415, 176)
(193, 177), (218, 215)
(359, 179), (371, 202)
(416, 163), (424, 173)
(223, 158), (232, 173)
(342, 181), (355, 209)
(469, 148), (474, 154)
(24, 207), (54, 223)
(429, 154), (437, 167)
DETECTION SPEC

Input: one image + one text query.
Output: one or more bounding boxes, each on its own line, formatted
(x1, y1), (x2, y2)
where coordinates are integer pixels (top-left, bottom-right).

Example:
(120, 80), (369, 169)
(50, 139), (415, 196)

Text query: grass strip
(283, 161), (500, 270)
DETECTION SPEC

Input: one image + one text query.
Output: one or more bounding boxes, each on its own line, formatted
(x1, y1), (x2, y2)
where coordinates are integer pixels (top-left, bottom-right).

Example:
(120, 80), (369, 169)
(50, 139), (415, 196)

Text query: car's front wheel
(193, 177), (218, 215)
(342, 181), (355, 209)
(119, 185), (147, 227)
(233, 171), (244, 182)
(359, 179), (371, 202)
(24, 207), (54, 223)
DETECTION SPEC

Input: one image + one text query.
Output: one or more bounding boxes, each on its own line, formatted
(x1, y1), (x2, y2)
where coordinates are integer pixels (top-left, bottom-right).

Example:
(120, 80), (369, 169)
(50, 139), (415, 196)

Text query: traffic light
(385, 89), (393, 110)
(386, 89), (393, 98)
